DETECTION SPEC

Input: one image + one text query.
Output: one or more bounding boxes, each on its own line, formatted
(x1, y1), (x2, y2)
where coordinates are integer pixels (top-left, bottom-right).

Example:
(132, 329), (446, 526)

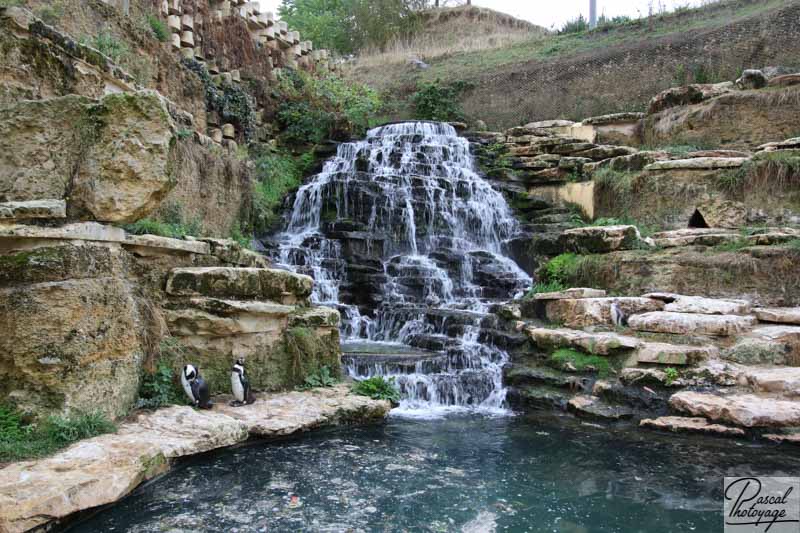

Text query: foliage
(543, 253), (582, 286)
(411, 79), (472, 122)
(248, 148), (307, 234)
(0, 0), (24, 7)
(229, 222), (253, 250)
(352, 376), (401, 403)
(147, 14), (169, 42)
(84, 33), (129, 64)
(664, 367), (679, 385)
(279, 0), (427, 54)
(559, 14), (588, 35)
(137, 339), (189, 409)
(35, 1), (64, 25)
(275, 70), (382, 144)
(0, 406), (116, 462)
(123, 202), (203, 239)
(302, 366), (339, 389)
(593, 167), (637, 197)
(550, 348), (610, 377)
(524, 280), (565, 298)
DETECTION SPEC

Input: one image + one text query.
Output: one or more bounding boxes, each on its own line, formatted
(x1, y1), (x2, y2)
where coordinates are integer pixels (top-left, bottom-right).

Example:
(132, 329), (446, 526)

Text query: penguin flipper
(243, 375), (256, 404)
(196, 378), (213, 409)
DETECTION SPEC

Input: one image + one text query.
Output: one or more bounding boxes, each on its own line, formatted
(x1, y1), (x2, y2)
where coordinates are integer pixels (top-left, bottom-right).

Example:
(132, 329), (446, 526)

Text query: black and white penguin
(230, 359), (256, 406)
(181, 364), (213, 409)
(610, 302), (628, 328)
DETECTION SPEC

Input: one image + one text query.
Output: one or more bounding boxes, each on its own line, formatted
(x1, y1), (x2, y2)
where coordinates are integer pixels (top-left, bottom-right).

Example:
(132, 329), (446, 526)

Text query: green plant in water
(550, 348), (610, 377)
(664, 367), (679, 385)
(352, 376), (400, 403)
(302, 366), (338, 389)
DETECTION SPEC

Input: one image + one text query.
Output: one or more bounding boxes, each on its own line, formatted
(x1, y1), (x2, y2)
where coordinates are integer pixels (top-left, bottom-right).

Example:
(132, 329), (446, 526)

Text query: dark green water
(70, 413), (800, 532)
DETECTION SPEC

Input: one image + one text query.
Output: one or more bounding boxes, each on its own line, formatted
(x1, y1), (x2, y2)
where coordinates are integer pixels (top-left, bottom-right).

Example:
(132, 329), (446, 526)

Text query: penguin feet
(229, 400), (244, 407)
(198, 400), (214, 410)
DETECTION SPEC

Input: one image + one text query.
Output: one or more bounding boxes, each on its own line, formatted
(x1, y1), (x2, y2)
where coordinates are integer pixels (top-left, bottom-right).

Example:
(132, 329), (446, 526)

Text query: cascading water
(268, 122), (531, 414)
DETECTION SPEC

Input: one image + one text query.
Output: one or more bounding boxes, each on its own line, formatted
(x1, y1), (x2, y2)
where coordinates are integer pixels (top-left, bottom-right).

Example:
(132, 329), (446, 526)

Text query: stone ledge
(669, 391), (800, 427)
(0, 387), (389, 533)
(0, 199), (66, 220)
(640, 416), (745, 437)
(645, 157), (749, 171)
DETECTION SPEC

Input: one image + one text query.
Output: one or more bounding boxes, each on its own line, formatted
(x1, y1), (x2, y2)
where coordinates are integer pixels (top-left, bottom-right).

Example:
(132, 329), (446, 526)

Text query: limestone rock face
(533, 287), (607, 300)
(647, 82), (734, 114)
(0, 91), (175, 222)
(544, 297), (664, 328)
(559, 225), (645, 254)
(0, 243), (144, 418)
(0, 199), (66, 220)
(166, 267), (313, 304)
(749, 326), (800, 365)
(744, 367), (800, 397)
(644, 293), (751, 315)
(567, 395), (633, 420)
(755, 307), (800, 325)
(645, 157), (748, 171)
(669, 391), (800, 427)
(524, 326), (640, 355)
(628, 311), (756, 336)
(636, 342), (717, 365)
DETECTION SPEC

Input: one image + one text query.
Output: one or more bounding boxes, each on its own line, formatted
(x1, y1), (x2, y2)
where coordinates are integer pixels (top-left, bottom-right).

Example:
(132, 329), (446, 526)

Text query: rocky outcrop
(541, 297), (663, 328)
(640, 416), (745, 437)
(0, 91), (176, 223)
(669, 392), (800, 428)
(559, 225), (647, 254)
(0, 386), (390, 533)
(523, 326), (640, 355)
(628, 311), (755, 336)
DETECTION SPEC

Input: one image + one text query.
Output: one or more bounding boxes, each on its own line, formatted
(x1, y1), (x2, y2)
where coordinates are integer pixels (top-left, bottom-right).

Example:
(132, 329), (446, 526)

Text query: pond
(68, 412), (800, 532)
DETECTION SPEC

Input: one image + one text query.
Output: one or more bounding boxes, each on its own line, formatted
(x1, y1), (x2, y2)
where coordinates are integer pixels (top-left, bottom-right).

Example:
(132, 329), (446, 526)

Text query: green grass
(0, 406), (116, 463)
(249, 150), (311, 234)
(550, 348), (610, 377)
(664, 367), (679, 385)
(524, 280), (566, 298)
(123, 218), (198, 239)
(301, 366), (339, 389)
(147, 14), (169, 42)
(786, 239), (800, 252)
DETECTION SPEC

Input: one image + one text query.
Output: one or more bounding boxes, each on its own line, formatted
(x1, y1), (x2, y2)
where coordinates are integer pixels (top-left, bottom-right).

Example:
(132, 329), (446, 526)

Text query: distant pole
(589, 0), (597, 28)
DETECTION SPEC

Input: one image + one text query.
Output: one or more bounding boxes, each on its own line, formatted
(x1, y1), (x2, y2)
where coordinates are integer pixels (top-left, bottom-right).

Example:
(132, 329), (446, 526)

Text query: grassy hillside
(348, 0), (800, 129)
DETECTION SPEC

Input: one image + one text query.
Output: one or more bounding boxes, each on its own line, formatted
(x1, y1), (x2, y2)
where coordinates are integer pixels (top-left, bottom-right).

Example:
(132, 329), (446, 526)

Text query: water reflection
(68, 414), (800, 532)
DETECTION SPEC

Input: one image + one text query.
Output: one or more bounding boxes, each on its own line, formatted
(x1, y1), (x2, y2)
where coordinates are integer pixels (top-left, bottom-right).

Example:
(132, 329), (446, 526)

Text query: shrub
(123, 202), (203, 239)
(147, 14), (169, 42)
(36, 2), (64, 25)
(84, 33), (129, 64)
(248, 149), (307, 234)
(411, 79), (472, 122)
(543, 253), (581, 285)
(352, 376), (400, 403)
(524, 280), (565, 298)
(137, 360), (186, 409)
(0, 406), (116, 462)
(302, 366), (338, 389)
(559, 14), (588, 34)
(664, 367), (679, 385)
(550, 348), (610, 377)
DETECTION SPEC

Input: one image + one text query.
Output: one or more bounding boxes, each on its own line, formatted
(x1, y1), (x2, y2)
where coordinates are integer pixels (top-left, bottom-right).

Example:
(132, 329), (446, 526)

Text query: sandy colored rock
(573, 145), (638, 160)
(645, 157), (749, 171)
(0, 91), (176, 223)
(524, 326), (640, 355)
(669, 391), (800, 427)
(749, 326), (800, 365)
(650, 228), (739, 248)
(533, 287), (607, 300)
(0, 199), (66, 220)
(122, 234), (211, 256)
(643, 293), (751, 315)
(755, 308), (800, 325)
(559, 225), (645, 254)
(628, 311), (755, 336)
(166, 266), (313, 303)
(640, 416), (745, 437)
(0, 388), (389, 533)
(647, 82), (734, 114)
(743, 367), (800, 397)
(723, 338), (788, 366)
(636, 342), (717, 365)
(544, 297), (663, 328)
(567, 395), (633, 420)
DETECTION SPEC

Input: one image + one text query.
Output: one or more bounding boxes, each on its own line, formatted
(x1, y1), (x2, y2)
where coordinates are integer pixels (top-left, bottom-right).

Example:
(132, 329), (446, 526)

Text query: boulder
(722, 338), (788, 366)
(647, 82), (734, 114)
(756, 137), (800, 152)
(643, 293), (751, 315)
(163, 299), (297, 336)
(567, 395), (633, 420)
(743, 367), (800, 397)
(524, 326), (640, 355)
(628, 311), (756, 336)
(166, 267), (313, 304)
(0, 91), (176, 223)
(755, 307), (800, 325)
(636, 342), (717, 365)
(0, 199), (66, 220)
(581, 112), (645, 125)
(649, 228), (739, 248)
(573, 145), (638, 160)
(645, 157), (749, 171)
(559, 225), (646, 253)
(735, 69), (767, 90)
(768, 74), (800, 88)
(669, 391), (800, 427)
(640, 416), (745, 437)
(524, 119), (576, 129)
(749, 326), (800, 365)
(584, 151), (668, 174)
(544, 297), (664, 328)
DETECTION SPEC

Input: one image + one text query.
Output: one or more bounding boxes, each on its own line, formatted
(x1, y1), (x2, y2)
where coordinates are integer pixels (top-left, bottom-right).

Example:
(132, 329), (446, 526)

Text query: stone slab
(755, 308), (800, 325)
(524, 326), (640, 355)
(640, 416), (745, 437)
(645, 157), (749, 170)
(643, 293), (751, 315)
(123, 234), (211, 255)
(743, 367), (800, 397)
(669, 391), (800, 427)
(628, 311), (756, 336)
(533, 287), (607, 300)
(544, 297), (664, 328)
(166, 266), (313, 303)
(0, 199), (66, 220)
(636, 342), (717, 365)
(567, 395), (633, 420)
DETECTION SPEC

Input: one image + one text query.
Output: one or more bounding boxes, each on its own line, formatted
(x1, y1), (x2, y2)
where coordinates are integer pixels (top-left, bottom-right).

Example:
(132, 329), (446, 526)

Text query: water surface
(70, 413), (800, 532)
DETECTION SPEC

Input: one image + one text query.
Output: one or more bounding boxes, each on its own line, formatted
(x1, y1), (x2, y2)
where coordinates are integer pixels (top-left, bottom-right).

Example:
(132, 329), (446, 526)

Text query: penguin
(230, 359), (256, 407)
(181, 364), (213, 409)
(610, 302), (628, 328)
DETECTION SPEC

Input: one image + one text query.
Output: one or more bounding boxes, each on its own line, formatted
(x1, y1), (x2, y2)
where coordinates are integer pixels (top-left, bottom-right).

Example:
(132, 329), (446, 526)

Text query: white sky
(258, 0), (710, 30)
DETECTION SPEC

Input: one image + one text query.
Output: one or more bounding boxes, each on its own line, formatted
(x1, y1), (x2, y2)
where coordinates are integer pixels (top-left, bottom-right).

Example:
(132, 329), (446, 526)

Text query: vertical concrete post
(589, 0), (597, 28)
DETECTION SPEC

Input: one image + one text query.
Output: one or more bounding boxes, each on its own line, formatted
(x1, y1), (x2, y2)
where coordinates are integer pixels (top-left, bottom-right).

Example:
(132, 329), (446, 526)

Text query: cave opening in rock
(688, 209), (710, 228)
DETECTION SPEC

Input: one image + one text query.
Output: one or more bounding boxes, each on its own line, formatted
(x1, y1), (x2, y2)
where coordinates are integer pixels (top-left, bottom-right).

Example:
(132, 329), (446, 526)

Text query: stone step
(166, 267), (312, 304)
(640, 416), (745, 437)
(628, 311), (756, 336)
(755, 307), (800, 325)
(559, 225), (647, 253)
(567, 395), (634, 420)
(742, 366), (800, 397)
(542, 296), (664, 328)
(636, 342), (717, 365)
(523, 326), (640, 355)
(669, 391), (800, 427)
(643, 293), (751, 315)
(0, 199), (66, 220)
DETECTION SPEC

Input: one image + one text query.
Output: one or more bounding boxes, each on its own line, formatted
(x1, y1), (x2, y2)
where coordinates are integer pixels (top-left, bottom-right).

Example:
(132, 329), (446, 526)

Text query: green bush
(147, 14), (169, 42)
(302, 366), (338, 389)
(352, 376), (400, 403)
(123, 202), (203, 239)
(248, 149), (309, 234)
(550, 348), (610, 377)
(137, 360), (186, 410)
(411, 79), (472, 122)
(0, 406), (116, 462)
(84, 33), (129, 64)
(559, 14), (588, 34)
(664, 367), (679, 385)
(524, 281), (566, 298)
(543, 253), (581, 285)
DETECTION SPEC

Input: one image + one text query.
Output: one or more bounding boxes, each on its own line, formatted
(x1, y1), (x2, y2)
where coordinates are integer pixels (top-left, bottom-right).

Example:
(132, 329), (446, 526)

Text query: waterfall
(269, 121), (531, 414)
